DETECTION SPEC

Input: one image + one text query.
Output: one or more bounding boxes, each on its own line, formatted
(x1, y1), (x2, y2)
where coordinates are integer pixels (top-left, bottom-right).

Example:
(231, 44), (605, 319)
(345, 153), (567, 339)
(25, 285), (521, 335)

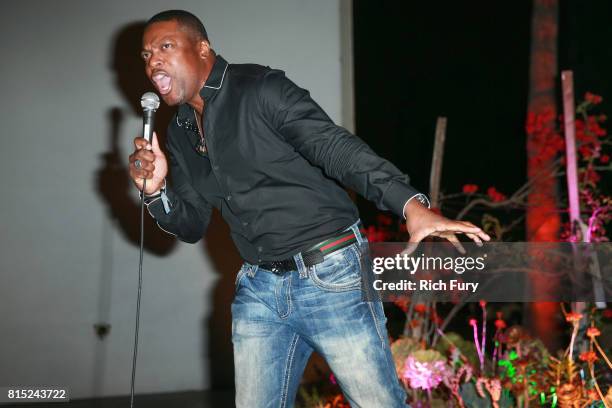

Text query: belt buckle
(269, 261), (285, 275)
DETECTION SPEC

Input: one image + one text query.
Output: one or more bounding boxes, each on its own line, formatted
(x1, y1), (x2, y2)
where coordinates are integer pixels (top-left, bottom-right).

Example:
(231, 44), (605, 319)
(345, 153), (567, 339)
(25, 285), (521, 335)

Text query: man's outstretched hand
(403, 199), (491, 253)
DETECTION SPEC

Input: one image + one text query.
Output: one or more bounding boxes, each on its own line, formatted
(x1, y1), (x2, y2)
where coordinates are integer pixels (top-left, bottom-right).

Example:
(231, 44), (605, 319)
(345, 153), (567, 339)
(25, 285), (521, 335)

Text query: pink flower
(402, 356), (449, 390)
(329, 373), (337, 385)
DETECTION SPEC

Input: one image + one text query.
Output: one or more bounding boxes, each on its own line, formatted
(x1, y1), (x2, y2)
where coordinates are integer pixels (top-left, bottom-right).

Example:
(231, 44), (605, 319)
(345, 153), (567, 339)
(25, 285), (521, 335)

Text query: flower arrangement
(296, 92), (611, 407)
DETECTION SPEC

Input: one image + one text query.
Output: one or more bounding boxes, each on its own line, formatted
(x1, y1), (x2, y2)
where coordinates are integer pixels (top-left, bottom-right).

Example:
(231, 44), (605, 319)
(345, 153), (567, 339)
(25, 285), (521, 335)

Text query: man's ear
(199, 40), (211, 59)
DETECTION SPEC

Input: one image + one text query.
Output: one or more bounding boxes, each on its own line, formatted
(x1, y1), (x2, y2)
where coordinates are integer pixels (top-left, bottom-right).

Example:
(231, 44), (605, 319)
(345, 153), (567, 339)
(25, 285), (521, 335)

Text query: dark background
(353, 0), (612, 224)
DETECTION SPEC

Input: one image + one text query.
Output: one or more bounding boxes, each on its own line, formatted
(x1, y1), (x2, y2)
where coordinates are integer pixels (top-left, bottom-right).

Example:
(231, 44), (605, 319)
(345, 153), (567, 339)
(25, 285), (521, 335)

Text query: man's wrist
(139, 179), (166, 199)
(141, 179), (172, 214)
(402, 193), (431, 220)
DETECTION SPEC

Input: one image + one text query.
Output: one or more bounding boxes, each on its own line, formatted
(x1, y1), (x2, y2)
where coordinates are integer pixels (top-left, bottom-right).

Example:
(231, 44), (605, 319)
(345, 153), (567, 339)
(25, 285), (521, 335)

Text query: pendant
(196, 140), (207, 154)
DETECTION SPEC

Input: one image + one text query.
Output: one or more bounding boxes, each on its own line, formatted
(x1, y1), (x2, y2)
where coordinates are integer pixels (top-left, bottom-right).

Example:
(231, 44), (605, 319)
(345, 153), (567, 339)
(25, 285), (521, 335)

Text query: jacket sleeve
(257, 69), (429, 217)
(145, 132), (212, 243)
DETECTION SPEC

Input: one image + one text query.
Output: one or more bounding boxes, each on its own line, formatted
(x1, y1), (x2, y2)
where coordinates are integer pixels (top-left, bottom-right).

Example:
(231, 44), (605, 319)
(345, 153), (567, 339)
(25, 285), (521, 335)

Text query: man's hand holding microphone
(128, 133), (167, 196)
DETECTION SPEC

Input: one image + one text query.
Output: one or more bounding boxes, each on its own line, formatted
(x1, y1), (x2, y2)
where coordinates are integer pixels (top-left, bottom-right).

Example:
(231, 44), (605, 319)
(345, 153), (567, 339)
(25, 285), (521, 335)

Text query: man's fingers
(458, 221), (491, 241)
(408, 230), (427, 245)
(134, 137), (151, 150)
(402, 241), (420, 256)
(130, 149), (155, 164)
(135, 161), (155, 172)
(438, 221), (491, 241)
(465, 233), (483, 246)
(444, 232), (466, 254)
(129, 149), (156, 181)
(403, 231), (427, 255)
(428, 230), (466, 253)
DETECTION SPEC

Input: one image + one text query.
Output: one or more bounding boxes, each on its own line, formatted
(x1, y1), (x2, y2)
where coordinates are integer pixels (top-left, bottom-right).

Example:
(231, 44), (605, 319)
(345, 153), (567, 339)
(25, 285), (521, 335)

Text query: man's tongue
(152, 73), (172, 95)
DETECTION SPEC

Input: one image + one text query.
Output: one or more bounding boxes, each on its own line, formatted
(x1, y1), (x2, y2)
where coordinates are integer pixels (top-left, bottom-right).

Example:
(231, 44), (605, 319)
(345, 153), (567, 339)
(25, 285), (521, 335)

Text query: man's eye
(162, 43), (173, 49)
(141, 53), (150, 61)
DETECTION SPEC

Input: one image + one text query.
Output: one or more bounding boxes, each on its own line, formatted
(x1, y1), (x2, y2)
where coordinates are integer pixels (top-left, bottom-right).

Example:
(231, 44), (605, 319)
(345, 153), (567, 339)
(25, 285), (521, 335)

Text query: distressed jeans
(231, 220), (408, 407)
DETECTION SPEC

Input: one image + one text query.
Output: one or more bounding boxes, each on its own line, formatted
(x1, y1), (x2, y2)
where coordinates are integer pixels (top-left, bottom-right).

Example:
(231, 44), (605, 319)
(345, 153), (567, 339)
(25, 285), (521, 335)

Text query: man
(129, 10), (489, 407)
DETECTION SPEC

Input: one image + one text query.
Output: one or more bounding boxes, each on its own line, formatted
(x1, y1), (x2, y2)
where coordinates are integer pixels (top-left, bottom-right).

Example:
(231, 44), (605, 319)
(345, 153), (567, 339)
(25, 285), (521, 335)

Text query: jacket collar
(175, 55), (229, 127)
(199, 54), (229, 102)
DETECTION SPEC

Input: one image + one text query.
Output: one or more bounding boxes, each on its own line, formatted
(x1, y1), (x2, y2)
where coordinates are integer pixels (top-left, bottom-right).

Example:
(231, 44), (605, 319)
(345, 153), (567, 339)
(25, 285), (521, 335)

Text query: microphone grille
(141, 92), (160, 111)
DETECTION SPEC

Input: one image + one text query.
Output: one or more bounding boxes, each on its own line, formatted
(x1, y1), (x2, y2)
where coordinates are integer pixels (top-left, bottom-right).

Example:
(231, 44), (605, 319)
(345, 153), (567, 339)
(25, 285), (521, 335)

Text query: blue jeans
(231, 221), (408, 407)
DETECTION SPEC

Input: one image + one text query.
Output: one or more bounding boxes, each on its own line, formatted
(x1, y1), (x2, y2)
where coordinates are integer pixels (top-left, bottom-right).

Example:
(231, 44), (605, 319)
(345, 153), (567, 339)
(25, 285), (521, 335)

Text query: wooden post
(429, 117), (447, 208)
(561, 71), (581, 233)
(561, 70), (606, 308)
(404, 117), (447, 338)
(525, 0), (561, 350)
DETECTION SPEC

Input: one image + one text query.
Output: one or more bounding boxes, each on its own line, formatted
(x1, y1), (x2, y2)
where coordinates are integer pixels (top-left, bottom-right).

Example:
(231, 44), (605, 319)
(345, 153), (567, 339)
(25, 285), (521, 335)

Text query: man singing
(129, 10), (489, 407)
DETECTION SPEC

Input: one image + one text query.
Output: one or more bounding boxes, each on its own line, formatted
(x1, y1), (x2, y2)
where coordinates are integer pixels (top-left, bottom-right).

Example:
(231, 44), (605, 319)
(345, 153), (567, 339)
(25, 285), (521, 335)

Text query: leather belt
(258, 227), (364, 275)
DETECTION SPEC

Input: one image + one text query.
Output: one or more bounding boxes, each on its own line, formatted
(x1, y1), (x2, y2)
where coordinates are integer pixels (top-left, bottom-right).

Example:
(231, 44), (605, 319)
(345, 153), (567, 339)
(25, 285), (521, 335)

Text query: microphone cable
(130, 177), (147, 408)
(130, 92), (159, 407)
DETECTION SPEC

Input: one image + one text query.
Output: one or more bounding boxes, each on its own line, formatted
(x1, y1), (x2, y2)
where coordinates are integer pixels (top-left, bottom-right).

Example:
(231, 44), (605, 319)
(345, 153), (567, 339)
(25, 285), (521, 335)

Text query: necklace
(193, 109), (207, 154)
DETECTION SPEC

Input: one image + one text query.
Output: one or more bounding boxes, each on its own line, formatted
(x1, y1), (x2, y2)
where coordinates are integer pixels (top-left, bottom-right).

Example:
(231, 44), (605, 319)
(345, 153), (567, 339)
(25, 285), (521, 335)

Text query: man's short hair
(146, 10), (209, 42)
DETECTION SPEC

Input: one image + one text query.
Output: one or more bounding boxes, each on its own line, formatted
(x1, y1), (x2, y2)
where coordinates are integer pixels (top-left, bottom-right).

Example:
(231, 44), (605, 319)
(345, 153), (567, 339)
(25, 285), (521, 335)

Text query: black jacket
(147, 55), (428, 264)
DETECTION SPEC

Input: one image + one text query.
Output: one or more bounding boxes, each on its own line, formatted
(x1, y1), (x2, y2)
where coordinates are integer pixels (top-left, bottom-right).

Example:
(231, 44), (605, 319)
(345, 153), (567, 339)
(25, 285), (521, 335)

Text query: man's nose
(148, 53), (163, 69)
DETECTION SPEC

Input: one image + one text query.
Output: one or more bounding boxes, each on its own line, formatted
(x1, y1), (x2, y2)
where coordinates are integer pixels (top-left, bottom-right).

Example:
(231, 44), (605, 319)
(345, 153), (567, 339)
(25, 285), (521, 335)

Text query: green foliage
(297, 386), (321, 408)
(435, 331), (479, 367)
(390, 336), (420, 375)
(411, 349), (446, 363)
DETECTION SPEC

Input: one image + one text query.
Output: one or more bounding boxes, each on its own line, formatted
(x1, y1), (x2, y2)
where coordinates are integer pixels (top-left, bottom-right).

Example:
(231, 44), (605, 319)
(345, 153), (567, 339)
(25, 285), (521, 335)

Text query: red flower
(462, 184), (479, 194)
(579, 351), (598, 363)
(586, 327), (601, 338)
(603, 309), (612, 319)
(479, 300), (487, 308)
(394, 300), (410, 313)
(585, 92), (603, 105)
(565, 312), (583, 323)
(469, 318), (477, 326)
(431, 313), (443, 326)
(486, 187), (507, 203)
(495, 319), (507, 330)
(414, 303), (427, 314)
(365, 225), (389, 242)
(582, 167), (601, 184)
(600, 154), (610, 164)
(578, 145), (595, 160)
(376, 214), (393, 226)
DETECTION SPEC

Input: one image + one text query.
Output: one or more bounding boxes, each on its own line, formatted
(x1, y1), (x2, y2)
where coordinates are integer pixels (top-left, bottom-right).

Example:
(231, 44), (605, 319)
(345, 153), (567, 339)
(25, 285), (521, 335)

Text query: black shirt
(146, 55), (428, 264)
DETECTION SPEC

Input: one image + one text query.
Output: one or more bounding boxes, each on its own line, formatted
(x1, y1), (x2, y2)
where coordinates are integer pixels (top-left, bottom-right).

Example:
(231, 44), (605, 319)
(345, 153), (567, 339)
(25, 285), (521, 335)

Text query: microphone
(140, 92), (160, 143)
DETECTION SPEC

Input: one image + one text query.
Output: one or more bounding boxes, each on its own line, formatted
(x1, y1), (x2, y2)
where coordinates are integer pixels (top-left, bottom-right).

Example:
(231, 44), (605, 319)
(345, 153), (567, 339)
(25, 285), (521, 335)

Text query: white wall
(0, 0), (352, 399)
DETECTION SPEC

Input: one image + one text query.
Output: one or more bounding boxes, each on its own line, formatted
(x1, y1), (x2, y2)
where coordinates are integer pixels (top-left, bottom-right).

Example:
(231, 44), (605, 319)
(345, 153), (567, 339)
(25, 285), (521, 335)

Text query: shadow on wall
(95, 21), (241, 394)
(98, 21), (176, 254)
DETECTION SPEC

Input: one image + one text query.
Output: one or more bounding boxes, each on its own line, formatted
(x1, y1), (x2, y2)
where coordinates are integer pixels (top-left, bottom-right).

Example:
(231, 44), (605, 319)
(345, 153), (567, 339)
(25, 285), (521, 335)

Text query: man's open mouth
(151, 71), (172, 95)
